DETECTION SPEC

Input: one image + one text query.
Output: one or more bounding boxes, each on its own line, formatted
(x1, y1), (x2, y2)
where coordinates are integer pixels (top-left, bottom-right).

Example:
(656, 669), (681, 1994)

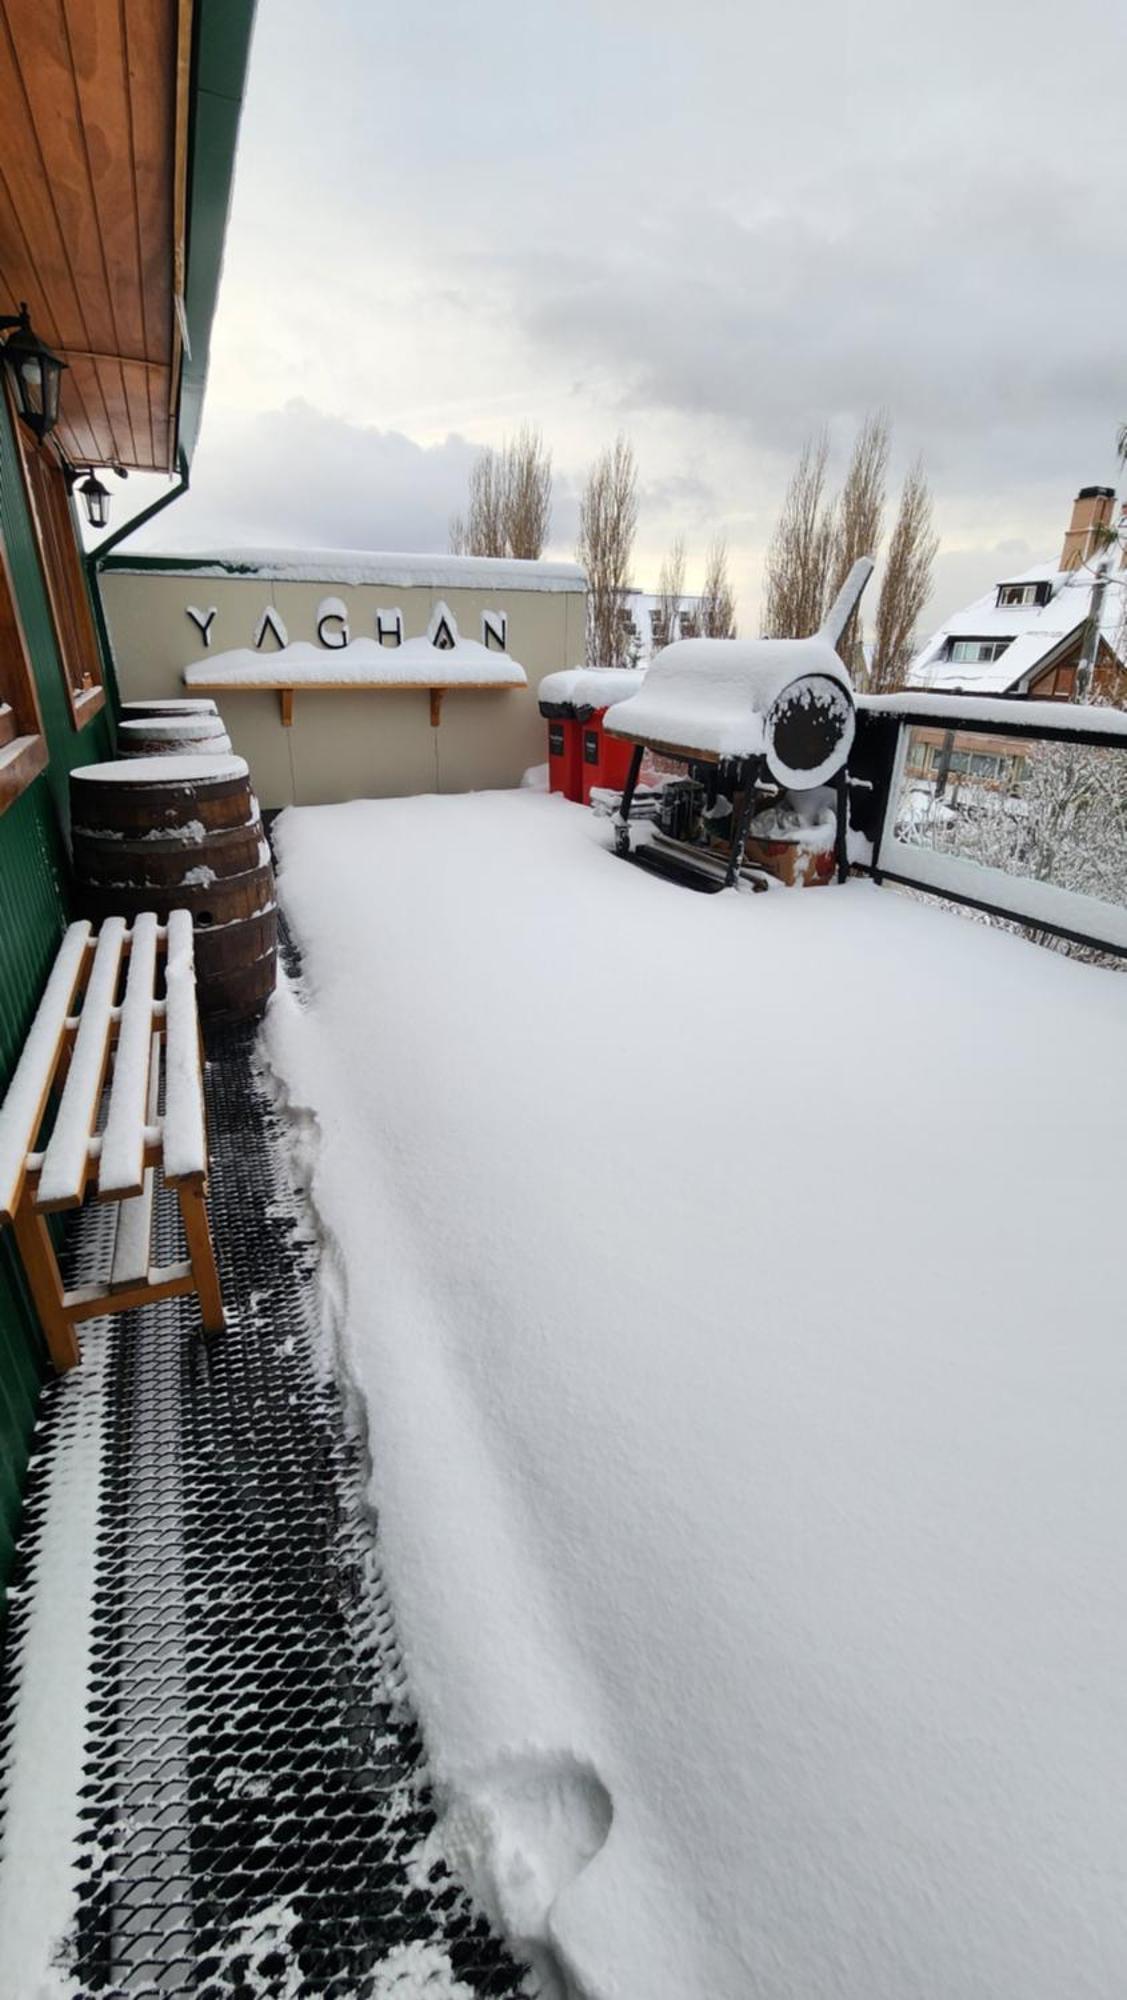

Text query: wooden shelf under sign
(185, 680), (525, 728)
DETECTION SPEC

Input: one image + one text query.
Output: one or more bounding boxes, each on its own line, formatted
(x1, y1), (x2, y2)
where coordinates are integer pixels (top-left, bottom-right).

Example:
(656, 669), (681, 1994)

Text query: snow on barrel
(70, 754), (276, 1023)
(117, 710), (233, 758)
(119, 697), (219, 718)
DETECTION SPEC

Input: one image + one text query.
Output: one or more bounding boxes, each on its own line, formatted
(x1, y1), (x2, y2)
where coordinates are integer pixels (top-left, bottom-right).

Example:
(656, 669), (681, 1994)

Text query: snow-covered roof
(538, 667), (645, 713)
(909, 561), (1126, 694)
(605, 634), (853, 760)
(104, 547), (586, 594)
(184, 635), (527, 690)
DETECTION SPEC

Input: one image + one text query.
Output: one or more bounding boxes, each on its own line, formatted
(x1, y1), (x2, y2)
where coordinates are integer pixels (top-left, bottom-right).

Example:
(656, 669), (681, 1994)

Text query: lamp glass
(78, 474), (110, 530)
(4, 319), (66, 440)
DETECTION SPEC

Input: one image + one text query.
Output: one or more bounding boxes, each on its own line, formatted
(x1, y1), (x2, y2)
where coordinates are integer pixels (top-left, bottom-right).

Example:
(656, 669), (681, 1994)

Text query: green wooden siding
(0, 386), (116, 1603)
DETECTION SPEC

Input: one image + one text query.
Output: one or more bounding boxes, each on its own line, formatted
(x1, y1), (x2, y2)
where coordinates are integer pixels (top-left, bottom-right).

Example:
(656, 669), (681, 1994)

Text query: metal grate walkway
(0, 1013), (532, 1999)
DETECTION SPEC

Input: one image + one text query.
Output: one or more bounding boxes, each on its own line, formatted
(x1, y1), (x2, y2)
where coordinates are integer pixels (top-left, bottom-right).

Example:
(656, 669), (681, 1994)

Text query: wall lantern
(78, 472), (111, 529)
(0, 303), (67, 441)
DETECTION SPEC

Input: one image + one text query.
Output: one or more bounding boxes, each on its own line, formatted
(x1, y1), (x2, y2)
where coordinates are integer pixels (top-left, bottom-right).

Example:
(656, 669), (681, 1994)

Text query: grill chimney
(1060, 486), (1115, 571)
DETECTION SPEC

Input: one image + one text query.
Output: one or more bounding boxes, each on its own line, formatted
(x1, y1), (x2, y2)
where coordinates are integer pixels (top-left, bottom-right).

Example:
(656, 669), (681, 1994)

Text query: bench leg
(12, 1198), (81, 1372)
(178, 1183), (225, 1335)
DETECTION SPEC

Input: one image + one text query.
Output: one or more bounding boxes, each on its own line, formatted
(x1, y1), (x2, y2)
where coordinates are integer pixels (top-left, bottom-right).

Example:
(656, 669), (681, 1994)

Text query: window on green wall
(12, 407), (105, 731)
(0, 531), (47, 815)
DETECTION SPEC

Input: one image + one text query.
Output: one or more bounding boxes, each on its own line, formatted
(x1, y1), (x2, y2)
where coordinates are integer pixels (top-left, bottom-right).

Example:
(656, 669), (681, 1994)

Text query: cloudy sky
(123, 0), (1126, 634)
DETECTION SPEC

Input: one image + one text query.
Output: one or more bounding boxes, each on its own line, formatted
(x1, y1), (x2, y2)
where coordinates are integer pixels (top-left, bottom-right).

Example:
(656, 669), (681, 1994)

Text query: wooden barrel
(70, 755), (277, 1025)
(117, 713), (233, 758)
(120, 697), (219, 718)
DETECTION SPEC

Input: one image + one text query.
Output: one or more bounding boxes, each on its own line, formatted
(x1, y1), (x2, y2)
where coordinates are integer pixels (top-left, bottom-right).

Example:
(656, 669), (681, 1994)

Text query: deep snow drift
(267, 789), (1127, 2000)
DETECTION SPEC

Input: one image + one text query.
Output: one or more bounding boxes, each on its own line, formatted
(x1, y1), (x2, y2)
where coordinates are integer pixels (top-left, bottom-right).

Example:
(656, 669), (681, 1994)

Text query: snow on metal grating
(0, 1019), (533, 1999)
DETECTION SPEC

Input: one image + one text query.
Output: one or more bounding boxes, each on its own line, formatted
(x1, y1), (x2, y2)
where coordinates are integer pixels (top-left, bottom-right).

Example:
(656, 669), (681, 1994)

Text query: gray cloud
(131, 403), (483, 555)
(512, 163), (1121, 494)
(117, 0), (1126, 637)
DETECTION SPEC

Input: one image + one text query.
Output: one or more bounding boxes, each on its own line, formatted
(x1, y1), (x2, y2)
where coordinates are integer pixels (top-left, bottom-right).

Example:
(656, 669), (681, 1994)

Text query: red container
(546, 709), (584, 800)
(580, 708), (639, 805)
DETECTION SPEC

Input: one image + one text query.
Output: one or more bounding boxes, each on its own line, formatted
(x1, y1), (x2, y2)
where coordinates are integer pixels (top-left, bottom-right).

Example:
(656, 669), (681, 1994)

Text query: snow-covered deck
(0, 1008), (531, 1999)
(267, 788), (1127, 2000)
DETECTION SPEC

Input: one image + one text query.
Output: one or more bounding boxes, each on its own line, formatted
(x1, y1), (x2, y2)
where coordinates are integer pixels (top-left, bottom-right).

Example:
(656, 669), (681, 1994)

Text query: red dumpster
(539, 668), (647, 805)
(580, 708), (639, 805)
(546, 706), (583, 800)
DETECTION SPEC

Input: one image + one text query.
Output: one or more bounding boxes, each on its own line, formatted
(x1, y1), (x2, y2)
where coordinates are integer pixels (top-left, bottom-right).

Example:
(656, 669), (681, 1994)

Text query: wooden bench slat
(37, 918), (127, 1211)
(0, 922), (92, 1226)
(3, 911), (225, 1369)
(99, 914), (159, 1199)
(65, 1260), (195, 1324)
(162, 908), (207, 1186)
(109, 1033), (161, 1289)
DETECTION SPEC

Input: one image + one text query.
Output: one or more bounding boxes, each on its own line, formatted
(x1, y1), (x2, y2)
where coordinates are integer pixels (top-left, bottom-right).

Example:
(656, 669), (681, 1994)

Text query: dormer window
(996, 581), (1051, 608)
(948, 637), (1011, 665)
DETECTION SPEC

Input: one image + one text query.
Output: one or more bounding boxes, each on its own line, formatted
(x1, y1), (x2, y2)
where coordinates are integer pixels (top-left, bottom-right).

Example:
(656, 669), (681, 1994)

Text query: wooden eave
(0, 0), (192, 474)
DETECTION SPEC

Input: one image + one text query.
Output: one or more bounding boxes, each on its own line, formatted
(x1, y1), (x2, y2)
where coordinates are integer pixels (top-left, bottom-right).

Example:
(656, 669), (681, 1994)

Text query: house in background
(909, 487), (1127, 703)
(0, 0), (255, 1604)
(621, 589), (706, 662)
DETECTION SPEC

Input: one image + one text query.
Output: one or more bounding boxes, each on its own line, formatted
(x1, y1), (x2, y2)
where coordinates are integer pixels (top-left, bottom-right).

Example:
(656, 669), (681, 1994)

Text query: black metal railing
(849, 693), (1127, 958)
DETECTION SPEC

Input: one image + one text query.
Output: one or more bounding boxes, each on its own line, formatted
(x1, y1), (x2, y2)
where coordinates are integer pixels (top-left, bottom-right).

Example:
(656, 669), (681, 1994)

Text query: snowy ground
(267, 789), (1127, 2000)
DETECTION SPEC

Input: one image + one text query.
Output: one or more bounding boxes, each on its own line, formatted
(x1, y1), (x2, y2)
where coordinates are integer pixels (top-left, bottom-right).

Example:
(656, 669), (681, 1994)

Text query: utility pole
(1073, 559), (1109, 704)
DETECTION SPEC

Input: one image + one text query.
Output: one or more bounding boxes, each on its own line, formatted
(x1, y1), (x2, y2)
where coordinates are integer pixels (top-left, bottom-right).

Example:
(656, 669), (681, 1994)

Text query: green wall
(0, 389), (116, 1600)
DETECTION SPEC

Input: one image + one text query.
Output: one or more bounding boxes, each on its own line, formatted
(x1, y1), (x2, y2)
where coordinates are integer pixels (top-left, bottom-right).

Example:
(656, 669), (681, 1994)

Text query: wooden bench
(0, 908), (225, 1371)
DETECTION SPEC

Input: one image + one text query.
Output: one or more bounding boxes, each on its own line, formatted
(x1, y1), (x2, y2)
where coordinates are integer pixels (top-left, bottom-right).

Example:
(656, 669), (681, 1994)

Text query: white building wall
(98, 558), (586, 809)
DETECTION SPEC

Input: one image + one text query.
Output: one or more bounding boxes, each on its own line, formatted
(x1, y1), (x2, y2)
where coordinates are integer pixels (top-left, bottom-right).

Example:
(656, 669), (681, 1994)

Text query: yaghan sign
(184, 598), (510, 654)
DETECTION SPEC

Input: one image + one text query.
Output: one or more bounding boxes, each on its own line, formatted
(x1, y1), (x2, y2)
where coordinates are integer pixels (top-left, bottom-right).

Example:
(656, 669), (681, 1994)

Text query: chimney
(1060, 486), (1115, 571)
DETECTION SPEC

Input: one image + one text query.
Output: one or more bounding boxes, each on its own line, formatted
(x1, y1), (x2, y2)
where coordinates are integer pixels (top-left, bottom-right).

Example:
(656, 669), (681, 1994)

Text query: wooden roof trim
(0, 8), (96, 356)
(168, 0), (194, 469)
(121, 0), (155, 465)
(0, 0), (187, 473)
(57, 1), (127, 366)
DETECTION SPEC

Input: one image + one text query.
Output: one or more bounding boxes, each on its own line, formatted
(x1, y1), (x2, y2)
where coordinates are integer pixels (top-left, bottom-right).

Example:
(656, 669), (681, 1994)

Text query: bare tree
(699, 536), (737, 638)
(576, 434), (638, 669)
(449, 447), (508, 557)
(502, 425), (552, 560)
(828, 411), (890, 678)
(761, 430), (836, 640)
(869, 458), (938, 693)
(655, 535), (687, 649)
(450, 431), (553, 559)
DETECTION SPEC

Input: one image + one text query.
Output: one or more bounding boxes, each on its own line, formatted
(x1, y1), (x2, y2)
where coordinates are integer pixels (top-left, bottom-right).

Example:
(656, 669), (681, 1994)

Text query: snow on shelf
(185, 621), (528, 727)
(857, 691), (1127, 738)
(606, 634), (853, 760)
(184, 635), (526, 691)
(103, 546), (587, 594)
(72, 754), (249, 784)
